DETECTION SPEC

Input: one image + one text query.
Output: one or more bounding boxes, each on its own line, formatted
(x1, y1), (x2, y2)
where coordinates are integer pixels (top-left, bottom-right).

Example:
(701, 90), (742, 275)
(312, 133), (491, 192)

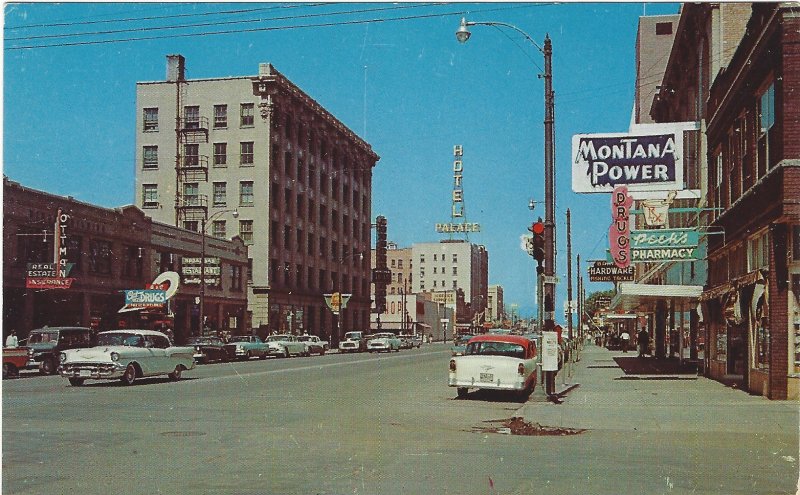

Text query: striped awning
(611, 283), (704, 312)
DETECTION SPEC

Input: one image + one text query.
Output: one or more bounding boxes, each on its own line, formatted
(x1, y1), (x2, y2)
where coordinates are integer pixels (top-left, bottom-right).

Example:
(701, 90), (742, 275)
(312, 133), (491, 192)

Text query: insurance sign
(572, 131), (684, 193)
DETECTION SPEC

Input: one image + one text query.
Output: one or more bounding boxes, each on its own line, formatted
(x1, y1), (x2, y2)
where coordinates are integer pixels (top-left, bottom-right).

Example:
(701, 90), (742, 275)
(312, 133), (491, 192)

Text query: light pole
(458, 17), (557, 396)
(457, 18), (556, 331)
(199, 208), (239, 336)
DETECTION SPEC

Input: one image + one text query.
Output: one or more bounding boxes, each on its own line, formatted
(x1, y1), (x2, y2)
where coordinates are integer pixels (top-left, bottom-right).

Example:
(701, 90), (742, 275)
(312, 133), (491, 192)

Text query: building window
(213, 182), (227, 207)
(433, 267), (437, 274)
(239, 220), (253, 244)
(230, 264), (243, 291)
(757, 81), (775, 176)
(122, 245), (143, 279)
(184, 144), (199, 166)
(452, 267), (458, 275)
(452, 254), (458, 263)
(142, 184), (158, 208)
(453, 280), (457, 289)
(183, 182), (200, 206)
(434, 254), (438, 262)
(240, 103), (254, 127)
(212, 220), (226, 239)
(391, 259), (396, 268)
(655, 22), (672, 35)
(183, 220), (199, 232)
(213, 143), (227, 167)
(240, 142), (254, 165)
(214, 104), (227, 128)
(748, 229), (771, 271)
(420, 255), (425, 264)
(143, 146), (158, 169)
(143, 107), (158, 132)
(88, 239), (112, 275)
(240, 181), (254, 206)
(284, 225), (291, 249)
(398, 259), (403, 269)
(184, 105), (200, 129)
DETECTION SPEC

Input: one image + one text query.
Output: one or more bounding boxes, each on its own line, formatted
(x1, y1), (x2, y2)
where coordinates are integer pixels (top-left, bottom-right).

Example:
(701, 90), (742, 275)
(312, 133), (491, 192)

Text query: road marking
(192, 350), (451, 384)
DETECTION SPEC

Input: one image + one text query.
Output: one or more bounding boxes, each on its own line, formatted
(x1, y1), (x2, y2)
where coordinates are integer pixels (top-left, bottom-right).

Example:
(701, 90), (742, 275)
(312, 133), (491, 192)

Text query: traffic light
(529, 219), (545, 270)
(373, 216), (390, 313)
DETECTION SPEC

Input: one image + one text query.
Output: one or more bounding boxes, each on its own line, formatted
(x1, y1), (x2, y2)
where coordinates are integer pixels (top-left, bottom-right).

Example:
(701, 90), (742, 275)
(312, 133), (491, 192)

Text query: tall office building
(410, 240), (488, 324)
(487, 285), (505, 325)
(134, 56), (379, 340)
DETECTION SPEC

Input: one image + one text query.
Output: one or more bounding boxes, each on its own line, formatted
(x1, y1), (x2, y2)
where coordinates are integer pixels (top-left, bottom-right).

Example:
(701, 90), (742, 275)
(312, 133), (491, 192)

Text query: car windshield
(296, 336), (312, 342)
(228, 336), (252, 343)
(98, 332), (145, 347)
(465, 341), (525, 359)
(188, 338), (213, 345)
(27, 331), (59, 344)
(344, 333), (361, 340)
(267, 335), (289, 342)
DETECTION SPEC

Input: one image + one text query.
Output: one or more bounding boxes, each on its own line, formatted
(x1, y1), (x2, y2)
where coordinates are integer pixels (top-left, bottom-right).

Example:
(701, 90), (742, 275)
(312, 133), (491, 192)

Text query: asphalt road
(3, 345), (797, 495)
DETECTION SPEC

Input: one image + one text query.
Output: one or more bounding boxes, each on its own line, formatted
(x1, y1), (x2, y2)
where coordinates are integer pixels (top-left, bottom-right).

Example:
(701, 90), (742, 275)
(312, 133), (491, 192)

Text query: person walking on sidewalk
(620, 330), (630, 353)
(637, 328), (649, 357)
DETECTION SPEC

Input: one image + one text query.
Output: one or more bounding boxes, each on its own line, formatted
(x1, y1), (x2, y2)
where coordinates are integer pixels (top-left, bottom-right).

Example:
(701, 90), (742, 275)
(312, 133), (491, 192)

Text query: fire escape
(175, 105), (210, 226)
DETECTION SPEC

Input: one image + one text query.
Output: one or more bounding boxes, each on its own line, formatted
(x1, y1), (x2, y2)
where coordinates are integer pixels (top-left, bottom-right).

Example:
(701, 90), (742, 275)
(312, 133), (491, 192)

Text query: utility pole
(577, 254), (582, 341)
(566, 209), (573, 340)
(543, 35), (557, 334)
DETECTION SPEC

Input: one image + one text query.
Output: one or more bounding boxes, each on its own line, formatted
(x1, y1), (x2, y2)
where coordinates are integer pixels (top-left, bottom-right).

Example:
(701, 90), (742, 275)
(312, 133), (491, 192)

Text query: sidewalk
(519, 344), (799, 436)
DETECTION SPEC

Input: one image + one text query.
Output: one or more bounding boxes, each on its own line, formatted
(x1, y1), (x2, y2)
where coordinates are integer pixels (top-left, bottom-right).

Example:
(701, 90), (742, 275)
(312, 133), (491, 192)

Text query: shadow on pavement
(613, 356), (698, 375)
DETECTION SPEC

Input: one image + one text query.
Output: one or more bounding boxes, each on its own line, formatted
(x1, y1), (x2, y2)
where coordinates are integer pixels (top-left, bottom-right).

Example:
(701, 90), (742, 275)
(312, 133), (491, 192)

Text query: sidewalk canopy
(611, 283), (704, 312)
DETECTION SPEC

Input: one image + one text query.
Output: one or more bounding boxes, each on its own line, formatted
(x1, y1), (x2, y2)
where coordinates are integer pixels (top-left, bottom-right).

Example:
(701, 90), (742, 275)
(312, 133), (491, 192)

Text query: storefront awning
(605, 313), (638, 320)
(611, 283), (704, 313)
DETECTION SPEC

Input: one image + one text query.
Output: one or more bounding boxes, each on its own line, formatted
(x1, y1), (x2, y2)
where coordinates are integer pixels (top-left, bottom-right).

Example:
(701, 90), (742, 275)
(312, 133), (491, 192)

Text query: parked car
(397, 334), (416, 349)
(296, 335), (328, 355)
(413, 335), (424, 348)
(448, 334), (538, 399)
(339, 331), (367, 353)
(59, 330), (195, 386)
(224, 335), (269, 360)
(187, 336), (228, 363)
(450, 334), (472, 356)
(3, 347), (30, 379)
(265, 334), (309, 357)
(25, 326), (96, 375)
(367, 332), (401, 353)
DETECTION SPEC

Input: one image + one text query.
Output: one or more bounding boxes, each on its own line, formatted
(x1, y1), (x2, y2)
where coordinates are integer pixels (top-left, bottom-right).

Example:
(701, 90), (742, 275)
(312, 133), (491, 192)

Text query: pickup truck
(339, 331), (367, 353)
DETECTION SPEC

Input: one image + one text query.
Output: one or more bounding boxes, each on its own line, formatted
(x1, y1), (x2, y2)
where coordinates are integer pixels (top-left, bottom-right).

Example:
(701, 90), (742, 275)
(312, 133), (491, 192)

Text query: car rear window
(465, 341), (526, 359)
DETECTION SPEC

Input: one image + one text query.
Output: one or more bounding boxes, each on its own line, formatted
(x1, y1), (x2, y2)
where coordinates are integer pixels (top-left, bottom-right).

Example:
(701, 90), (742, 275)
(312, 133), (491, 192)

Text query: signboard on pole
(541, 331), (559, 371)
(571, 131), (684, 193)
(588, 260), (635, 282)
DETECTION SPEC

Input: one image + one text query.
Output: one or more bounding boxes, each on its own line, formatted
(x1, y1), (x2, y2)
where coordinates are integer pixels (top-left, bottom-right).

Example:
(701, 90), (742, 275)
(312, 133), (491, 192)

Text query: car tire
(168, 365), (183, 381)
(283, 348), (290, 358)
(457, 387), (469, 398)
(3, 363), (18, 379)
(121, 364), (137, 386)
(68, 377), (85, 386)
(41, 357), (57, 375)
(245, 351), (252, 361)
(259, 352), (267, 360)
(319, 348), (325, 356)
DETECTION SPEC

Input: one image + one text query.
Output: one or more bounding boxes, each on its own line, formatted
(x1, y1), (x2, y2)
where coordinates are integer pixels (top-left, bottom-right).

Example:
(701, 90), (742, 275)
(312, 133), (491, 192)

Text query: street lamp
(456, 17), (556, 331)
(199, 208), (239, 335)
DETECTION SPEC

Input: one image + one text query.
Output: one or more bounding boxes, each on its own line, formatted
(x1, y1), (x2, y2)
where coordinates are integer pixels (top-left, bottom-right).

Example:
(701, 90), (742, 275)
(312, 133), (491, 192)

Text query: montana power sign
(571, 131), (684, 194)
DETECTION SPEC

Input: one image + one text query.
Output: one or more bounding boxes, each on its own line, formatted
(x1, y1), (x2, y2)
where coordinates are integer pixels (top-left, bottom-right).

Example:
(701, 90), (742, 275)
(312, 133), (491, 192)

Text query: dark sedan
(188, 337), (228, 363)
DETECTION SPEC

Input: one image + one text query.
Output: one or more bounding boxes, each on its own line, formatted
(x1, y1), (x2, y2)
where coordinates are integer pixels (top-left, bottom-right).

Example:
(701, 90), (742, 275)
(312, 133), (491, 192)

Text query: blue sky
(3, 2), (681, 319)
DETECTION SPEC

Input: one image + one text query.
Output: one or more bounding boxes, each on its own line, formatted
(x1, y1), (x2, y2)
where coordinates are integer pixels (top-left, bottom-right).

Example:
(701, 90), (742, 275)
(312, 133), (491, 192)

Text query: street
(3, 344), (798, 495)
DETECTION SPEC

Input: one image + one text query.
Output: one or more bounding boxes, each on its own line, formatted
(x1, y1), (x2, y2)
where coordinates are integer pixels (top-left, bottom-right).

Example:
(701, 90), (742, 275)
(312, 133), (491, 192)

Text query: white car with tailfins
(448, 334), (538, 399)
(59, 330), (195, 386)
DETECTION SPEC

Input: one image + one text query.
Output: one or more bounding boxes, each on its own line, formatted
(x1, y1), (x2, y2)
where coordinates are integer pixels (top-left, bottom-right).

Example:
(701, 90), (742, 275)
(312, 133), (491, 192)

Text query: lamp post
(457, 18), (556, 331)
(199, 208), (239, 336)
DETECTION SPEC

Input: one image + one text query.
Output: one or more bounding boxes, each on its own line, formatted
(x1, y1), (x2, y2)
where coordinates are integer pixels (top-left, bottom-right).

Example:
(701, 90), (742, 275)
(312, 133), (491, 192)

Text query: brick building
(3, 178), (248, 344)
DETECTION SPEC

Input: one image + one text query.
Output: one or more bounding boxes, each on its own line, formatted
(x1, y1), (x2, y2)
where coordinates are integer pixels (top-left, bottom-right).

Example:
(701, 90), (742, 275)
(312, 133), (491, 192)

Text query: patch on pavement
(470, 417), (586, 436)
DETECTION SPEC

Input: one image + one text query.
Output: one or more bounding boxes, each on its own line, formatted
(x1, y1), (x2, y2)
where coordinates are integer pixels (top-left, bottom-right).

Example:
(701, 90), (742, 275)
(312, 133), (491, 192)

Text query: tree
(584, 289), (615, 319)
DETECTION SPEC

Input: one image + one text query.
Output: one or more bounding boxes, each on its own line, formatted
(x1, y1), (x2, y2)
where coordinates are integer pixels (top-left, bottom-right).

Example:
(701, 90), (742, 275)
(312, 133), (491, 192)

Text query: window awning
(611, 283), (704, 313)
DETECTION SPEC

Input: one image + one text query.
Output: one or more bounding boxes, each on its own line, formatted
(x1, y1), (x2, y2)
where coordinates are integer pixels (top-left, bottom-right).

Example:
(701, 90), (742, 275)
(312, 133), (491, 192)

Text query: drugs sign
(572, 132), (683, 193)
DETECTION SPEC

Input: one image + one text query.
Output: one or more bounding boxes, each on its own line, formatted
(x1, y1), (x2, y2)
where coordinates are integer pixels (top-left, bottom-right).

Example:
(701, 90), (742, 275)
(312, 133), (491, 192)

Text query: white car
(296, 335), (328, 355)
(265, 334), (309, 358)
(59, 330), (195, 386)
(367, 332), (401, 353)
(448, 335), (538, 399)
(339, 331), (367, 353)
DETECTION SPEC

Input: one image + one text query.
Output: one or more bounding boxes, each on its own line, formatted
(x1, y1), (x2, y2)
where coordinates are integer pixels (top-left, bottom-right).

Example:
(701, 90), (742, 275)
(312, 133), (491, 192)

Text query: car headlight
(60, 352), (67, 363)
(28, 348), (34, 357)
(110, 352), (120, 362)
(237, 345), (244, 351)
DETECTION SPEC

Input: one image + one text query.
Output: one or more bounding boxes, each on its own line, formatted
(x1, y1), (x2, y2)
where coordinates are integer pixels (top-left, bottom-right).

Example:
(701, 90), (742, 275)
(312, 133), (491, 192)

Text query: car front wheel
(168, 365), (183, 381)
(68, 377), (85, 386)
(121, 364), (137, 385)
(41, 357), (58, 375)
(457, 387), (469, 398)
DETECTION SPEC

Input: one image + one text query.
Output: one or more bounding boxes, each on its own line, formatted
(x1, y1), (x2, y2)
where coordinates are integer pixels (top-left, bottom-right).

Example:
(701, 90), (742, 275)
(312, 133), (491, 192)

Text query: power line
(5, 3), (546, 51)
(6, 3), (443, 42)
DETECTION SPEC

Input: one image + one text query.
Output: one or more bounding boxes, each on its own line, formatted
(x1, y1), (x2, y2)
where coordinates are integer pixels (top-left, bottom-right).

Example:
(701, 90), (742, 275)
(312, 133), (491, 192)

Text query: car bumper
(60, 362), (125, 380)
(448, 373), (527, 391)
(367, 344), (390, 351)
(339, 344), (359, 352)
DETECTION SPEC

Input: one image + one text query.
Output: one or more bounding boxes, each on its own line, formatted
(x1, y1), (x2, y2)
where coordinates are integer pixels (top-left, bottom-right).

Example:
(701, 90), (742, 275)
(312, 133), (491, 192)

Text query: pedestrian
(5, 330), (19, 348)
(637, 328), (649, 358)
(620, 330), (630, 353)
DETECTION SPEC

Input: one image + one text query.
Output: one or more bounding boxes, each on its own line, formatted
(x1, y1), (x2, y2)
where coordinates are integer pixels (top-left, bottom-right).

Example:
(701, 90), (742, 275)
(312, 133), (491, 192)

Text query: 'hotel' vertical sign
(435, 145), (481, 234)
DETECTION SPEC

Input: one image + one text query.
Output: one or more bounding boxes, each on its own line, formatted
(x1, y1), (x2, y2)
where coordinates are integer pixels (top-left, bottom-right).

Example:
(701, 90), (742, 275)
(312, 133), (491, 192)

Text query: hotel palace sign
(436, 145), (481, 234)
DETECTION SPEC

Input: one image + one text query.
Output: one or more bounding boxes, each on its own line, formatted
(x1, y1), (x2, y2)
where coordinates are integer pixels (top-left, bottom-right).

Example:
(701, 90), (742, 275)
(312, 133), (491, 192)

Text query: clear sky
(3, 2), (681, 319)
